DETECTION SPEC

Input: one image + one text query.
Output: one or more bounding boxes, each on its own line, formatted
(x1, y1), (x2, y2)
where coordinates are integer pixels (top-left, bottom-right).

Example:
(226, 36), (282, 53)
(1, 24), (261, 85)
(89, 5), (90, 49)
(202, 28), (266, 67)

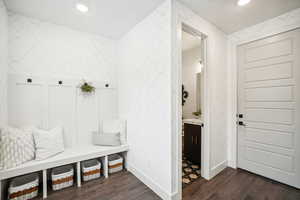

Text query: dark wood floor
(36, 168), (300, 200)
(36, 172), (161, 200)
(183, 168), (300, 200)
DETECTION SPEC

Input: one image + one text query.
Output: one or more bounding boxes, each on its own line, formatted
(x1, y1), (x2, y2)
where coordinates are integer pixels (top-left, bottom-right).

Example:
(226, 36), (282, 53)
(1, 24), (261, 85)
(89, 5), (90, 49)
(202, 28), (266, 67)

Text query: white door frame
(181, 23), (210, 179)
(172, 21), (211, 198)
(227, 23), (300, 169)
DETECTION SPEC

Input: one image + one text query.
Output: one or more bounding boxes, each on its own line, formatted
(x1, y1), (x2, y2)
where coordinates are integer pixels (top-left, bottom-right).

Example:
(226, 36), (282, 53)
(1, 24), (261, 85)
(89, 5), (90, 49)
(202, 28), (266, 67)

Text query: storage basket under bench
(51, 165), (74, 191)
(81, 159), (102, 182)
(108, 154), (124, 174)
(8, 173), (39, 200)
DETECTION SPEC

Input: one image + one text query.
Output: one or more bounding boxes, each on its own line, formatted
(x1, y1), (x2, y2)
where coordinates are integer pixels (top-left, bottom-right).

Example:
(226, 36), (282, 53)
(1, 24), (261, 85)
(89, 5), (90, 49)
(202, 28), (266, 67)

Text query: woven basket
(108, 154), (123, 174)
(8, 173), (39, 200)
(82, 159), (101, 182)
(51, 165), (74, 191)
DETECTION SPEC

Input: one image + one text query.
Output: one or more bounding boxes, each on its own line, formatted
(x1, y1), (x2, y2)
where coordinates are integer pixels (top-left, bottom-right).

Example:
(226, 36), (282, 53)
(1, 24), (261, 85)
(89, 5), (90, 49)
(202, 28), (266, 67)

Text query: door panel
(238, 29), (300, 188)
(244, 147), (294, 172)
(245, 62), (293, 82)
(245, 86), (293, 101)
(245, 128), (294, 148)
(246, 108), (294, 125)
(245, 38), (292, 62)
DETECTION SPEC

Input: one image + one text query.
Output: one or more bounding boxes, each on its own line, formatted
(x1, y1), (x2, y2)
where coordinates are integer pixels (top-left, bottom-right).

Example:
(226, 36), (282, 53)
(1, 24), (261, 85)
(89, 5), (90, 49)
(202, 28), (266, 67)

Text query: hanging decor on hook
(79, 80), (95, 94)
(182, 85), (189, 106)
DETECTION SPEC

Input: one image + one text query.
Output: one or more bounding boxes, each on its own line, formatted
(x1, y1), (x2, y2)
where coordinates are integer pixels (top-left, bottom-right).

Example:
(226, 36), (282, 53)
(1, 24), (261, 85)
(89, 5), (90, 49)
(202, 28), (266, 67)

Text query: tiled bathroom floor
(182, 156), (201, 187)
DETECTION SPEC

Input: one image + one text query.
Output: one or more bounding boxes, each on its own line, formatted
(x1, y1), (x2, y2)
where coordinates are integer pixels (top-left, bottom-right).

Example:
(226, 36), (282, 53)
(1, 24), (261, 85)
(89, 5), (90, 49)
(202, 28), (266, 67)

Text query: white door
(237, 29), (300, 188)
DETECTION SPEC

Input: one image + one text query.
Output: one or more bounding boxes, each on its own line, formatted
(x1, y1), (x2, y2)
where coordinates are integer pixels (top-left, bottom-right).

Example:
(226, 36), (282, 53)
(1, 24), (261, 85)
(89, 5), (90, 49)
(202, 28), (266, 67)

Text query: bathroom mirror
(195, 72), (202, 117)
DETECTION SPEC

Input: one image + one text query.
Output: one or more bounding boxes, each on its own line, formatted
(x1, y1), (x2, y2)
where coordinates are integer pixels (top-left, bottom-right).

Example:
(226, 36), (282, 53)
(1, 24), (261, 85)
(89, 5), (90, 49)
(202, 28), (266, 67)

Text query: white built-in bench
(1, 74), (128, 199)
(0, 144), (129, 199)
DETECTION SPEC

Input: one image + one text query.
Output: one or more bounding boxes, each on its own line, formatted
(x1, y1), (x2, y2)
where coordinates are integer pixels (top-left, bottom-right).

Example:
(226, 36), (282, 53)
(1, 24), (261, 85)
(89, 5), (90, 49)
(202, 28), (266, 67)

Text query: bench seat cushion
(0, 144), (129, 180)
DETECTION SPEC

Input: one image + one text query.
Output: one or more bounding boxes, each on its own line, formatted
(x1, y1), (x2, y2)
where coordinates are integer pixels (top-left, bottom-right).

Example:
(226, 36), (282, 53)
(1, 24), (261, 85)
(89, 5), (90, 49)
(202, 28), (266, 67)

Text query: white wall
(8, 13), (117, 84)
(171, 2), (229, 196)
(0, 0), (8, 127)
(118, 0), (173, 199)
(6, 13), (119, 147)
(182, 47), (202, 119)
(227, 8), (300, 168)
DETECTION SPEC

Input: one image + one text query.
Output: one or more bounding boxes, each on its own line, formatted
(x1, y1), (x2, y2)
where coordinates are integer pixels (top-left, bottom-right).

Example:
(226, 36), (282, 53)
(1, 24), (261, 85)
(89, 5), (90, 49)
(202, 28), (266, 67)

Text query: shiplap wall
(8, 74), (118, 147)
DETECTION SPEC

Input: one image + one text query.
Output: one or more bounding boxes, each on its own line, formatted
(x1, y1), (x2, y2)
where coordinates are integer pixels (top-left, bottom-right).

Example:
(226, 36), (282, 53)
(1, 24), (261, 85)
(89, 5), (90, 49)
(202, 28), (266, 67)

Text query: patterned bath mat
(182, 156), (201, 187)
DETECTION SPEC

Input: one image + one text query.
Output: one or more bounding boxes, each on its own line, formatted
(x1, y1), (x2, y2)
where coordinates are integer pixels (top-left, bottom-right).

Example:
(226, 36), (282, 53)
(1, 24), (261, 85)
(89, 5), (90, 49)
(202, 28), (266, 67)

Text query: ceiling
(4, 0), (164, 39)
(4, 0), (300, 39)
(182, 31), (201, 52)
(179, 0), (300, 34)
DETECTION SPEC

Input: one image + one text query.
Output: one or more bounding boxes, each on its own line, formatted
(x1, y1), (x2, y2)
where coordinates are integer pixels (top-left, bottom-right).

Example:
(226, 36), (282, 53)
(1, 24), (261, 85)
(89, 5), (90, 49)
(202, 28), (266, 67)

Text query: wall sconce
(196, 60), (203, 73)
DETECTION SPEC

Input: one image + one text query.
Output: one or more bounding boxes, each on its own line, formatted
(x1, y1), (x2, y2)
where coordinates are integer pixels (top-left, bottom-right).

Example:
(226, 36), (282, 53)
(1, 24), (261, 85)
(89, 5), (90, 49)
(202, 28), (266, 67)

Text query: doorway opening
(181, 24), (208, 188)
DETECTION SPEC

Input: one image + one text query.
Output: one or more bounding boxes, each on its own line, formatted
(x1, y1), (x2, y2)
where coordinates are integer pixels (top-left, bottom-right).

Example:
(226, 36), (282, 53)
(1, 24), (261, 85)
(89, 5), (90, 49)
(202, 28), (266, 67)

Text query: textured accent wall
(0, 0), (8, 126)
(8, 13), (117, 84)
(118, 1), (173, 199)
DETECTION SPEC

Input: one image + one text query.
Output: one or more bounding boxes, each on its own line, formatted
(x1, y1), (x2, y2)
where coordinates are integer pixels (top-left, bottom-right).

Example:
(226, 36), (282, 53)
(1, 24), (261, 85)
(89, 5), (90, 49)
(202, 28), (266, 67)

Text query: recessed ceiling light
(76, 3), (89, 13)
(237, 0), (251, 6)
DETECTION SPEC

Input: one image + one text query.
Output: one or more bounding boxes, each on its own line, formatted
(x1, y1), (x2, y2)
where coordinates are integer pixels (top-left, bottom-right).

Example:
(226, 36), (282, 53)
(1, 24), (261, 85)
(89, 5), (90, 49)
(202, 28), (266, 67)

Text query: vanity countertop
(183, 118), (203, 126)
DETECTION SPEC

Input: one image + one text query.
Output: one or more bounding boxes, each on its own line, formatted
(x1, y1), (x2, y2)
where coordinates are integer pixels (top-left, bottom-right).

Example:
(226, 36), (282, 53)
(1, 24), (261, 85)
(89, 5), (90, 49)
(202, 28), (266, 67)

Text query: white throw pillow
(0, 126), (35, 170)
(102, 120), (127, 145)
(92, 132), (121, 146)
(33, 127), (65, 160)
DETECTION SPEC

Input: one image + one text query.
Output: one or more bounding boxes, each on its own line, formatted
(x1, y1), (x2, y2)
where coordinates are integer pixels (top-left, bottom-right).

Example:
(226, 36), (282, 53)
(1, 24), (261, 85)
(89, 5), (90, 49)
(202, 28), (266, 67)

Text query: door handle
(238, 121), (247, 126)
(192, 136), (194, 144)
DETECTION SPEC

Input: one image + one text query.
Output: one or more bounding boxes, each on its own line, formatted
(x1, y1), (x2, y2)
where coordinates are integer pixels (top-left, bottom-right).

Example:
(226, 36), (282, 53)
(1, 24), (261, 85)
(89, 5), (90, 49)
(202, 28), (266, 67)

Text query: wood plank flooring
(36, 172), (161, 200)
(35, 168), (300, 200)
(183, 168), (300, 200)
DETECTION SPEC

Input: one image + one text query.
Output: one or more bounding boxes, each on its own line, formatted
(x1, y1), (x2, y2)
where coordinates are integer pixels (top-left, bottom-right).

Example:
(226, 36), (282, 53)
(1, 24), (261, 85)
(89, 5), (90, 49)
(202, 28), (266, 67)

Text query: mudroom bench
(0, 144), (129, 199)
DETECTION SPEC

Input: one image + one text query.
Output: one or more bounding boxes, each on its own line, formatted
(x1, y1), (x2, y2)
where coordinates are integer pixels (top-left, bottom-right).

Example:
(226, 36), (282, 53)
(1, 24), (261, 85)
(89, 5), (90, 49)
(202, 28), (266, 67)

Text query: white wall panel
(98, 89), (118, 121)
(76, 91), (99, 146)
(8, 76), (44, 127)
(8, 74), (118, 148)
(48, 84), (76, 148)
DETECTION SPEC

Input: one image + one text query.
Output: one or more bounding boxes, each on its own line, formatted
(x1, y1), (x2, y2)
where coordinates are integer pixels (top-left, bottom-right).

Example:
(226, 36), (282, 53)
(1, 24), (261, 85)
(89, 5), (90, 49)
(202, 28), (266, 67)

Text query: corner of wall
(128, 164), (177, 200)
(210, 160), (228, 179)
(0, 0), (8, 127)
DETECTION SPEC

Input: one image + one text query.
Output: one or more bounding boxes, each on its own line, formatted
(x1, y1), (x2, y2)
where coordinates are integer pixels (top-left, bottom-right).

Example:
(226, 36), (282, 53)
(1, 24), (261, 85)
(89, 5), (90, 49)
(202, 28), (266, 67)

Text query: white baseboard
(210, 160), (228, 178)
(127, 164), (178, 200)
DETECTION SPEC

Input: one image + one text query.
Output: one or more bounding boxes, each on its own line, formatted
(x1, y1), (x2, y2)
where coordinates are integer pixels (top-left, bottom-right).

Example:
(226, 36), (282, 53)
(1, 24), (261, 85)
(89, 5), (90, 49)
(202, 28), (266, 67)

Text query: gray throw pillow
(92, 132), (121, 146)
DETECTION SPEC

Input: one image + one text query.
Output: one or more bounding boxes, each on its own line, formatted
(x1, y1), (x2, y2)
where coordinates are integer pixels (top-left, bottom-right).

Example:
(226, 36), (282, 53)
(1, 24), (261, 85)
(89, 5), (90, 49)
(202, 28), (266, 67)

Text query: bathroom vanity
(183, 119), (203, 165)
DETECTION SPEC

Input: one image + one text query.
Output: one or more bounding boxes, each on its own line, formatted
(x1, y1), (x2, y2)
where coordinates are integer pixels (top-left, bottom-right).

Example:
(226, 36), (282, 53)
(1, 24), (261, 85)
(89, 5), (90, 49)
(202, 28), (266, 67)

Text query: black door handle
(238, 121), (247, 126)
